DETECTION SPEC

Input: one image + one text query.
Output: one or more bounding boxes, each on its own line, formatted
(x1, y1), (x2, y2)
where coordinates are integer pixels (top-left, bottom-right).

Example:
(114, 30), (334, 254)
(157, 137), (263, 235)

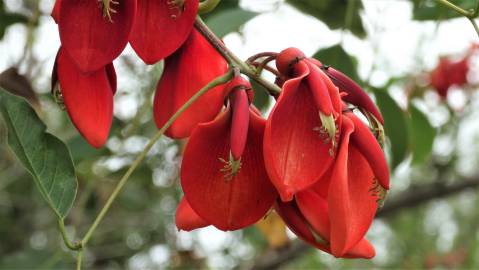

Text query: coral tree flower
(57, 0), (137, 73)
(266, 47), (389, 258)
(153, 29), (228, 139)
(52, 48), (116, 148)
(129, 0), (199, 64)
(180, 77), (277, 231)
(264, 48), (343, 201)
(275, 110), (389, 258)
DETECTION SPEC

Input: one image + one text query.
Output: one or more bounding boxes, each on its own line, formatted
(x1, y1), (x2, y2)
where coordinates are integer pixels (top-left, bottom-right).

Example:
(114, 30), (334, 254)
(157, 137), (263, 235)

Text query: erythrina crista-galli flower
(180, 77), (277, 231)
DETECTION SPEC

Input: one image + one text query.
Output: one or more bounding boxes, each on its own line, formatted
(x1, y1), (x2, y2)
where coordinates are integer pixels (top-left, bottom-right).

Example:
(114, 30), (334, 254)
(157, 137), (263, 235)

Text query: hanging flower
(180, 77), (277, 231)
(153, 29), (228, 139)
(263, 47), (343, 201)
(276, 111), (389, 258)
(129, 0), (199, 64)
(52, 48), (116, 148)
(57, 0), (137, 72)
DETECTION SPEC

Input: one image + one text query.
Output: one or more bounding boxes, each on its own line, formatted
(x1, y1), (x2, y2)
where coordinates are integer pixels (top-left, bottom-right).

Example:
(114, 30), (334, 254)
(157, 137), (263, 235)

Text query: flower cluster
(176, 48), (389, 259)
(49, 1), (389, 259)
(51, 0), (201, 147)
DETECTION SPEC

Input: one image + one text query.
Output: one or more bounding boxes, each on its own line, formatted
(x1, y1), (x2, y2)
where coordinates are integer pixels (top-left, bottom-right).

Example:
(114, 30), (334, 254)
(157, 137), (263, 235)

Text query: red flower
(57, 0), (137, 73)
(430, 57), (469, 98)
(264, 48), (343, 201)
(276, 112), (388, 258)
(180, 77), (277, 231)
(176, 197), (209, 231)
(153, 29), (228, 139)
(129, 0), (199, 64)
(52, 48), (116, 148)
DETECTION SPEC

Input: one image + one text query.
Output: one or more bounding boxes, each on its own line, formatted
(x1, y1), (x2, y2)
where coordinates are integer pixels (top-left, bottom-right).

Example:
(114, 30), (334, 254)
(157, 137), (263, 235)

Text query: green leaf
(206, 8), (258, 37)
(0, 90), (77, 218)
(408, 104), (436, 164)
(287, 0), (366, 38)
(313, 44), (359, 82)
(373, 89), (410, 169)
(412, 0), (474, 21)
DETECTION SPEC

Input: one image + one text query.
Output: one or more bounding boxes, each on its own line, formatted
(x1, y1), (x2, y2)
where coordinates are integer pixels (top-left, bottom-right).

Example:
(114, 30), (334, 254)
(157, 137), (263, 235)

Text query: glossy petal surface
(264, 74), (335, 201)
(56, 49), (113, 148)
(129, 0), (198, 64)
(176, 197), (209, 231)
(153, 30), (228, 139)
(181, 110), (277, 231)
(328, 118), (378, 257)
(59, 0), (136, 72)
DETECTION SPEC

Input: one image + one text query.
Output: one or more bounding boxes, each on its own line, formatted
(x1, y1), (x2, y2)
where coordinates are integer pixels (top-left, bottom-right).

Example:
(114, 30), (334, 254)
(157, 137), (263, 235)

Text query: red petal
(323, 67), (384, 125)
(263, 71), (335, 201)
(176, 197), (209, 231)
(181, 109), (277, 230)
(51, 0), (61, 23)
(129, 0), (199, 64)
(153, 30), (228, 139)
(347, 113), (390, 189)
(275, 198), (375, 259)
(56, 48), (113, 148)
(305, 62), (333, 115)
(344, 238), (376, 259)
(328, 117), (378, 257)
(230, 89), (250, 160)
(295, 190), (330, 241)
(105, 62), (117, 94)
(274, 200), (329, 252)
(59, 0), (136, 72)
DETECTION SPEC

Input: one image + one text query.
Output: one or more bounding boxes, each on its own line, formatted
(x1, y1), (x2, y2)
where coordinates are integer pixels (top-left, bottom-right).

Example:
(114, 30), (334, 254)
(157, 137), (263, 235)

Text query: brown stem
(246, 52), (278, 64)
(194, 17), (282, 96)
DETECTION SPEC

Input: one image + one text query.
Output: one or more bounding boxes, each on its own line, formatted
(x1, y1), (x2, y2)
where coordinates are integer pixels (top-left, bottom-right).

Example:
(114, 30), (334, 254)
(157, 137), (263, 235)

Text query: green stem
(435, 0), (472, 17)
(76, 250), (83, 270)
(79, 69), (234, 248)
(198, 0), (221, 14)
(58, 219), (82, 251)
(468, 17), (479, 38)
(194, 17), (282, 96)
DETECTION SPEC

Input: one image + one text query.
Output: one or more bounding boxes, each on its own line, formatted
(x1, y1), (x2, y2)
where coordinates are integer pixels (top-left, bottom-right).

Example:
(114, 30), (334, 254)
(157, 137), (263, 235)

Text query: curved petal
(263, 70), (335, 201)
(56, 48), (113, 148)
(347, 112), (389, 189)
(274, 200), (329, 252)
(328, 117), (378, 257)
(153, 29), (228, 139)
(295, 190), (330, 242)
(275, 199), (375, 259)
(181, 109), (277, 231)
(323, 67), (384, 125)
(176, 197), (209, 231)
(59, 0), (136, 72)
(105, 62), (117, 94)
(129, 0), (199, 64)
(230, 89), (250, 160)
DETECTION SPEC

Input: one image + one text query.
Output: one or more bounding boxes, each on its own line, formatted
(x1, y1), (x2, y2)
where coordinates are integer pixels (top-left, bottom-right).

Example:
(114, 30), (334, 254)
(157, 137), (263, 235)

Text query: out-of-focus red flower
(153, 29), (228, 139)
(52, 48), (116, 148)
(430, 57), (469, 98)
(129, 0), (199, 64)
(180, 77), (277, 231)
(264, 48), (343, 202)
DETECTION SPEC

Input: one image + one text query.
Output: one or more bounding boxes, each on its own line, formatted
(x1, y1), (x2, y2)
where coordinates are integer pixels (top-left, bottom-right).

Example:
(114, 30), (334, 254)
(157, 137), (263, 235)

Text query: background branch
(249, 176), (479, 270)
